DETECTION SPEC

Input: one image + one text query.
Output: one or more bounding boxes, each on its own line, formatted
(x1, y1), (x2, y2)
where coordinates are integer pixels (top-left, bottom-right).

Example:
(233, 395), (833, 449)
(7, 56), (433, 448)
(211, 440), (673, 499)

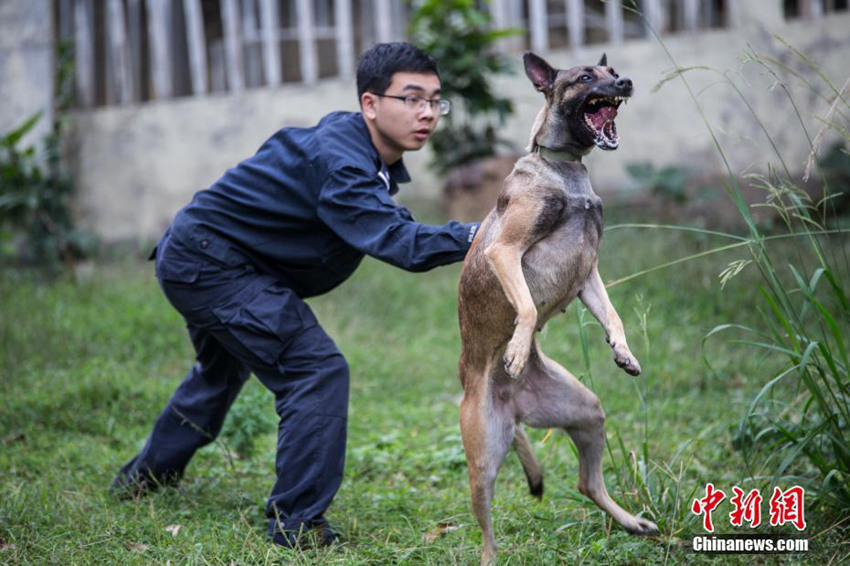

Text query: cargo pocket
(212, 283), (316, 368)
(157, 257), (201, 284)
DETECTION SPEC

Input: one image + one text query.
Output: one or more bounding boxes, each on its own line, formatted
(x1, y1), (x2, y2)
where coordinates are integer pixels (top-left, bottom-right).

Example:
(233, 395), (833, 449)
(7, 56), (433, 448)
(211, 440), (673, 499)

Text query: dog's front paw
(623, 516), (658, 536)
(504, 333), (532, 379)
(613, 345), (641, 376)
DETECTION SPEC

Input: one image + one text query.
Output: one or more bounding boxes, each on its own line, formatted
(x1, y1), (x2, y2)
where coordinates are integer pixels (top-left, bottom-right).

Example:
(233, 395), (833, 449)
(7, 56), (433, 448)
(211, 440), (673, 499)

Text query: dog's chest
(521, 178), (603, 317)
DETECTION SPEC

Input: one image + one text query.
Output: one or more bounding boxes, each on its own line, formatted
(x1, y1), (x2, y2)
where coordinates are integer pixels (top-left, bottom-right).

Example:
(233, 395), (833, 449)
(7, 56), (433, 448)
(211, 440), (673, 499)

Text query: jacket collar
(355, 113), (412, 194)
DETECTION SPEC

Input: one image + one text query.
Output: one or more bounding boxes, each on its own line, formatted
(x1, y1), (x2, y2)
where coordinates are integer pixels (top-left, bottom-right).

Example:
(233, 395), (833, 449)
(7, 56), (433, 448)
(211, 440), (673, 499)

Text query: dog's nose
(615, 77), (633, 92)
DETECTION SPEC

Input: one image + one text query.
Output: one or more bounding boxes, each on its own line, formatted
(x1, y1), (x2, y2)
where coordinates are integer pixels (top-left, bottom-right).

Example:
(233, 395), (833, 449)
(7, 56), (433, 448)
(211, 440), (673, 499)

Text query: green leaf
(3, 112), (42, 148)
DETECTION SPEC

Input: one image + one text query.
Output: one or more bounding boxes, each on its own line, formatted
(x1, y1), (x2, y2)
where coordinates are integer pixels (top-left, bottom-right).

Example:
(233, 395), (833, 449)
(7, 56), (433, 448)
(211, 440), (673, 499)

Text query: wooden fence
(55, 0), (840, 108)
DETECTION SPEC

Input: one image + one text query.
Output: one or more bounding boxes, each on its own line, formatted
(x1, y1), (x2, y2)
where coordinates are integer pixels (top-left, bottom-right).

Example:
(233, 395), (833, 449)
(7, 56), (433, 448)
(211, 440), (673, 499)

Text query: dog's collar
(535, 145), (582, 163)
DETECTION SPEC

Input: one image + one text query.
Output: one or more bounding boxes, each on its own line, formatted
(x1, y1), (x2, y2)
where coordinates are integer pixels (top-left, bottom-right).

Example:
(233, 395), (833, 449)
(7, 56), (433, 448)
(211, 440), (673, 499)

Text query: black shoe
(110, 464), (180, 500)
(272, 522), (340, 549)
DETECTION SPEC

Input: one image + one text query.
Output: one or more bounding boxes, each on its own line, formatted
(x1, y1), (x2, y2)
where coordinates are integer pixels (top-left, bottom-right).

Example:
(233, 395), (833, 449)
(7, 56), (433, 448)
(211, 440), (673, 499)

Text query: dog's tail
(513, 425), (543, 499)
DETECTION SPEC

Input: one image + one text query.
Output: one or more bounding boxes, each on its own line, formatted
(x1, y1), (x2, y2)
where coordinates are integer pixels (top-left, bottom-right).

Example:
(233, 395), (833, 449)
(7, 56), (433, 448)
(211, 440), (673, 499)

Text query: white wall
(66, 10), (850, 242)
(0, 0), (53, 149)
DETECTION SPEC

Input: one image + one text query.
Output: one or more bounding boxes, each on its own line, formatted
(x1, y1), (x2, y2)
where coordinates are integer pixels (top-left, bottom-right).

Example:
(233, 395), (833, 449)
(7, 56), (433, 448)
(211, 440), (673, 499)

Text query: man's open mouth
(582, 95), (628, 150)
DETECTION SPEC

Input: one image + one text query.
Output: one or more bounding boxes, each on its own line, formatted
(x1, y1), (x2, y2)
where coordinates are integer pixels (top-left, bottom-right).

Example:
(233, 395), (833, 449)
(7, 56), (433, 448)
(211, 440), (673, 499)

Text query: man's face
(362, 72), (443, 157)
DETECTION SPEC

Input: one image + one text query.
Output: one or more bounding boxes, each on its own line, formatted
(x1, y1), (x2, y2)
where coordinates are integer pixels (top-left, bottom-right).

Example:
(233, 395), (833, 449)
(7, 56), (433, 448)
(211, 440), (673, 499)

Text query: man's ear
(523, 52), (557, 95)
(598, 52), (607, 67)
(361, 92), (378, 120)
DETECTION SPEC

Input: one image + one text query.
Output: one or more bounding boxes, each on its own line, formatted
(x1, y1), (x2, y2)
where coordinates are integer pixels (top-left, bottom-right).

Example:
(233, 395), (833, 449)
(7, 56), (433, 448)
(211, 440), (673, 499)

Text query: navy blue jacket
(170, 111), (478, 298)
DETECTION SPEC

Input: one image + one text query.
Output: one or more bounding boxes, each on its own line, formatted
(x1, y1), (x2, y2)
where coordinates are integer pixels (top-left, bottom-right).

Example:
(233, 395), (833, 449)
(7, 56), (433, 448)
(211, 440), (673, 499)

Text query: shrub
(409, 0), (519, 175)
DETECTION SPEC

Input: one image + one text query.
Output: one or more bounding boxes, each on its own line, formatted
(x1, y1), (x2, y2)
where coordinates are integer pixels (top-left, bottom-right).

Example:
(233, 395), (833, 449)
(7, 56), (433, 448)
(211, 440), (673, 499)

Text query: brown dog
(457, 52), (658, 564)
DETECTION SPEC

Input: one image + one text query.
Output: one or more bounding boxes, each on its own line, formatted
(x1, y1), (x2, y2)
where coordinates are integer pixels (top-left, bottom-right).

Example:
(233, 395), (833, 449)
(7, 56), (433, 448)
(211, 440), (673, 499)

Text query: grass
(2, 215), (847, 564)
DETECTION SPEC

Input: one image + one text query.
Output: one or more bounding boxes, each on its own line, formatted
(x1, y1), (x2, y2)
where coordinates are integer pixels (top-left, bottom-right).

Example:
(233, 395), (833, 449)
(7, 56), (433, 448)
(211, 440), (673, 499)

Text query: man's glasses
(371, 93), (452, 116)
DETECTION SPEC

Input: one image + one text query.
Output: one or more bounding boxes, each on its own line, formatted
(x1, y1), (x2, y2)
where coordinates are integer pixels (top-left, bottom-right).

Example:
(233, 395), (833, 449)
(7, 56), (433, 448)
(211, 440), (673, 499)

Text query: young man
(112, 43), (478, 547)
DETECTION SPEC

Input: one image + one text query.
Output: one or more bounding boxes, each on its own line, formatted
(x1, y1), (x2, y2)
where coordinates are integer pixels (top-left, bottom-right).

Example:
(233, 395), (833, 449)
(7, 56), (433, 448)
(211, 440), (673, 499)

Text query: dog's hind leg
(516, 348), (658, 535)
(460, 369), (516, 566)
(513, 425), (543, 499)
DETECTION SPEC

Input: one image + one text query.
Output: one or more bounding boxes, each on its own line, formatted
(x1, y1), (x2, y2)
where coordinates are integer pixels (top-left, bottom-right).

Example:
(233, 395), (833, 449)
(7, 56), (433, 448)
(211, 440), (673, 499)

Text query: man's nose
(419, 102), (436, 119)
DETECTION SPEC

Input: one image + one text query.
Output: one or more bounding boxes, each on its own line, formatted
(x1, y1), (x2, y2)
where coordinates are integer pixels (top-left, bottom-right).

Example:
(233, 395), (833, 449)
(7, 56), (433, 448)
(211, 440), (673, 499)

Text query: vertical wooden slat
(107, 0), (134, 104)
(565, 0), (584, 50)
(704, 0), (717, 27)
(127, 0), (143, 100)
(147, 0), (173, 98)
(316, 0), (330, 25)
(682, 0), (699, 30)
(392, 0), (406, 41)
(242, 0), (262, 87)
(642, 0), (664, 35)
(74, 0), (95, 107)
(59, 0), (74, 41)
(335, 0), (354, 79)
(221, 0), (245, 91)
(606, 0), (624, 43)
(183, 0), (208, 95)
(359, 0), (375, 50)
(528, 0), (548, 53)
(259, 0), (281, 86)
(374, 0), (394, 43)
(209, 40), (227, 92)
(490, 0), (509, 52)
(296, 0), (318, 83)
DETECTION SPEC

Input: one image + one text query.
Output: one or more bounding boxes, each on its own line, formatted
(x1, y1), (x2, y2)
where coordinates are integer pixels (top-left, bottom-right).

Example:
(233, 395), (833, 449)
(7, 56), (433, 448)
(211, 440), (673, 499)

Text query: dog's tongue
(587, 106), (618, 129)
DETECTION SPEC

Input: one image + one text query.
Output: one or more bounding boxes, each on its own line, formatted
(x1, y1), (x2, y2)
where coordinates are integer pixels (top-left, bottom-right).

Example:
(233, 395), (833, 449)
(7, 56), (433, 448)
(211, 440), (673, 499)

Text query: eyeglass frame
(369, 92), (452, 116)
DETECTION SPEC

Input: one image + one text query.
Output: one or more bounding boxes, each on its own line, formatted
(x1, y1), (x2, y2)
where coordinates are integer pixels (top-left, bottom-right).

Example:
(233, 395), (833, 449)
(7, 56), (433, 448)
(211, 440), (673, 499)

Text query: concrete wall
(0, 0), (54, 148)
(66, 9), (850, 242)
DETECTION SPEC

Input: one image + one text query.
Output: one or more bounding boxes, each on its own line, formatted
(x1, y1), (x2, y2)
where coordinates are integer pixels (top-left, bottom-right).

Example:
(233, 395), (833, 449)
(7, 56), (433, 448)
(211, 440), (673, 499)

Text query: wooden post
(147, 0), (173, 99)
(221, 0), (245, 91)
(374, 0), (394, 43)
(209, 40), (227, 92)
(59, 0), (73, 41)
(682, 0), (699, 30)
(528, 0), (548, 53)
(107, 0), (134, 104)
(259, 0), (282, 86)
(296, 0), (318, 83)
(243, 0), (263, 87)
(335, 0), (354, 79)
(800, 0), (823, 19)
(490, 0), (509, 52)
(642, 0), (664, 36)
(183, 0), (208, 95)
(606, 0), (624, 43)
(127, 0), (143, 100)
(74, 0), (95, 107)
(566, 0), (584, 50)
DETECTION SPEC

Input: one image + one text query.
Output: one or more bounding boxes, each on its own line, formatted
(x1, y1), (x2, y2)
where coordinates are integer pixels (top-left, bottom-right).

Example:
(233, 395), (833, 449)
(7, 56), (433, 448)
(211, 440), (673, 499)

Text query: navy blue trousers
(117, 225), (349, 540)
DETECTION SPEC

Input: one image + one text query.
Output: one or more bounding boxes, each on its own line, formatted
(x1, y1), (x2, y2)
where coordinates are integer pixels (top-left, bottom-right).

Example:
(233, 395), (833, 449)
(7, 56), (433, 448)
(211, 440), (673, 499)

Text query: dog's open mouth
(582, 95), (628, 150)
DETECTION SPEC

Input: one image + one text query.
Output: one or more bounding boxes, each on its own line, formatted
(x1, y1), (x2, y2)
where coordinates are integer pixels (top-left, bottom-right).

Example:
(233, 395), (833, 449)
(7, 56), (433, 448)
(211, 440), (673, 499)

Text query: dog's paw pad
(614, 350), (641, 376)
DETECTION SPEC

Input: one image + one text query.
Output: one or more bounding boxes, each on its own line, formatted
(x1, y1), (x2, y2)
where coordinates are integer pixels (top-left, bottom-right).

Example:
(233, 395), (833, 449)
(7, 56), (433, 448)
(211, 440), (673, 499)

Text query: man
(112, 42), (479, 547)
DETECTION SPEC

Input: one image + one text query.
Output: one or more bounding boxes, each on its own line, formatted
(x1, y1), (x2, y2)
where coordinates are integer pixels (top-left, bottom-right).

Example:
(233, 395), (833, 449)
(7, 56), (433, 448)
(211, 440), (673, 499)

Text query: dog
(457, 52), (658, 565)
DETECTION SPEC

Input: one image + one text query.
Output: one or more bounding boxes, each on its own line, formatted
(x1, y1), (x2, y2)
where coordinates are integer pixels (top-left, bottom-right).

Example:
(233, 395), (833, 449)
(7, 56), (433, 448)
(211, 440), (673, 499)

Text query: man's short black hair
(356, 42), (440, 101)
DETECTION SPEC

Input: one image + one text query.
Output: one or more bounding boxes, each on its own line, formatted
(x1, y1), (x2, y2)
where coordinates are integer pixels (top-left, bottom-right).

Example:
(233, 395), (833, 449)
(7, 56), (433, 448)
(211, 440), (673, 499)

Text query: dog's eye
(580, 74), (592, 82)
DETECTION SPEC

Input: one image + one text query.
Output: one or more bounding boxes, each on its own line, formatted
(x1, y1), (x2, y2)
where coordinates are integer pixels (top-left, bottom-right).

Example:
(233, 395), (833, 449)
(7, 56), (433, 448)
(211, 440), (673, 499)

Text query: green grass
(1, 222), (847, 564)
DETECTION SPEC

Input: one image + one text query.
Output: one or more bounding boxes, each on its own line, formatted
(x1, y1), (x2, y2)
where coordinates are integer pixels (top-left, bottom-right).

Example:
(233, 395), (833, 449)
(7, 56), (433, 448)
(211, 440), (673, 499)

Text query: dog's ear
(598, 52), (607, 67)
(523, 52), (556, 94)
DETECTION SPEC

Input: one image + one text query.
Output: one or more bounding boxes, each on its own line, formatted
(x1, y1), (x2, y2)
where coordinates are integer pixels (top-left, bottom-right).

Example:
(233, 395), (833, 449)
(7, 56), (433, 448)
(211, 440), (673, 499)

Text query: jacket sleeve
(317, 166), (478, 272)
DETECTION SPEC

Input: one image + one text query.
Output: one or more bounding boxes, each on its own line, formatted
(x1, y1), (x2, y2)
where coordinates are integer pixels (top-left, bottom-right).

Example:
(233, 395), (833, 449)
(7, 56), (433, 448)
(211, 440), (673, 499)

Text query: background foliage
(409, 0), (519, 174)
